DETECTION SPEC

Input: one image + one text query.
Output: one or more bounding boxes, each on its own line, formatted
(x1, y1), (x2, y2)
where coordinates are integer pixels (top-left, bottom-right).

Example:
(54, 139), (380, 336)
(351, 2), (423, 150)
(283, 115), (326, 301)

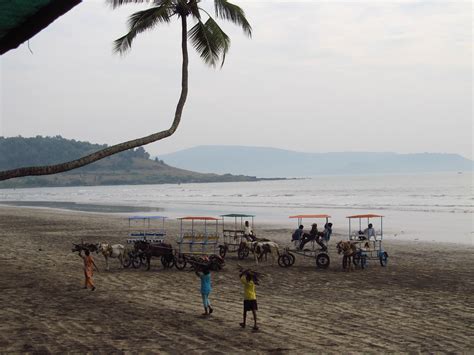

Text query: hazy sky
(0, 0), (472, 159)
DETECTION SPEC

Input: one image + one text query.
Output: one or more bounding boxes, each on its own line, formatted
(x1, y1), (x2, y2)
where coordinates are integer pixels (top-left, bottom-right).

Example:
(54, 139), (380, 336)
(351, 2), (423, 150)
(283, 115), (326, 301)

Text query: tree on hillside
(0, 0), (251, 181)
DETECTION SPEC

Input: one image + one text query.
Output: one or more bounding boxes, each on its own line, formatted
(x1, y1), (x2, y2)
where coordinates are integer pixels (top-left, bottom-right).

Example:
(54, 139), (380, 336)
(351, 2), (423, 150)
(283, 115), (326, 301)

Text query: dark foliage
(0, 135), (151, 171)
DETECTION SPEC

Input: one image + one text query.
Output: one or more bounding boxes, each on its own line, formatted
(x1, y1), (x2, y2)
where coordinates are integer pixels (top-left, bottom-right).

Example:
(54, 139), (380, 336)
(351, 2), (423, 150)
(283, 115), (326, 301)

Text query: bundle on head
(237, 264), (264, 285)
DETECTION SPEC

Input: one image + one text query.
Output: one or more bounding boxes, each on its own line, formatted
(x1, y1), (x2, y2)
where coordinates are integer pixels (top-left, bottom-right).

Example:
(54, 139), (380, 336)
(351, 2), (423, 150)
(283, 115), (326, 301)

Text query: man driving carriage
(291, 225), (304, 247)
(244, 220), (257, 241)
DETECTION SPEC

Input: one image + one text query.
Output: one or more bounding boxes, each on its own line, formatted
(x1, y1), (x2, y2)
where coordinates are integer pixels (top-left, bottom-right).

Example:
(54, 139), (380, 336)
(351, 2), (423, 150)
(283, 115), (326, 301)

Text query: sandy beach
(0, 206), (473, 353)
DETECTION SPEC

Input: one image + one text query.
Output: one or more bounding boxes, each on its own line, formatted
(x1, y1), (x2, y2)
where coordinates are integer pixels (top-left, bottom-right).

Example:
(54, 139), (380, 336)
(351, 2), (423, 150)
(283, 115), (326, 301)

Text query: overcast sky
(0, 0), (472, 159)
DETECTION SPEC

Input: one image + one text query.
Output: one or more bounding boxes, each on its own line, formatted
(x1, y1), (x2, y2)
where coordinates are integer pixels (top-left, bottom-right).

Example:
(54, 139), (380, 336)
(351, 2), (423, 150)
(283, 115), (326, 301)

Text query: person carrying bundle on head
(239, 269), (259, 331)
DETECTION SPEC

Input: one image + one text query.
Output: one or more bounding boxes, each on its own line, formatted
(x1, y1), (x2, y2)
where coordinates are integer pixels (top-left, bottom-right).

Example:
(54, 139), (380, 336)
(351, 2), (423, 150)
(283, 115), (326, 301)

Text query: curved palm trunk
(0, 16), (189, 182)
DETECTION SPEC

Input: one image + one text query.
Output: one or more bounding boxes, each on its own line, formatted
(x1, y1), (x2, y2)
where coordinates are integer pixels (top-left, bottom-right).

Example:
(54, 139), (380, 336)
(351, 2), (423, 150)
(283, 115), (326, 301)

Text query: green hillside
(0, 136), (262, 188)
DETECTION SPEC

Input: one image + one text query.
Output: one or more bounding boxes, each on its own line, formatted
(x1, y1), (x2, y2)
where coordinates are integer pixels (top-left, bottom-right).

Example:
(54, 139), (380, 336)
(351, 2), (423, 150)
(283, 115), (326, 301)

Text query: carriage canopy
(289, 214), (331, 219)
(346, 214), (383, 219)
(178, 216), (219, 221)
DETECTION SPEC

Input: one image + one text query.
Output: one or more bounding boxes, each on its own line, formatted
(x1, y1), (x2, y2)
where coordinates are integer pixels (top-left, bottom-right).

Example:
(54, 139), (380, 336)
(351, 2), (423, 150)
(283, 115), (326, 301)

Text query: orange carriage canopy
(289, 214), (331, 219)
(346, 214), (384, 219)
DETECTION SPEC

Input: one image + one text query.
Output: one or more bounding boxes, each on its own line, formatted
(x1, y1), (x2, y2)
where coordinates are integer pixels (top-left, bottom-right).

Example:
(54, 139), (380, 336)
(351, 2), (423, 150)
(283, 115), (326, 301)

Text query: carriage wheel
(278, 254), (291, 268)
(316, 253), (330, 269)
(161, 255), (175, 269)
(139, 254), (148, 266)
(379, 252), (388, 267)
(122, 253), (132, 268)
(238, 247), (248, 260)
(132, 255), (141, 269)
(287, 252), (296, 266)
(175, 255), (187, 270)
(219, 245), (227, 258)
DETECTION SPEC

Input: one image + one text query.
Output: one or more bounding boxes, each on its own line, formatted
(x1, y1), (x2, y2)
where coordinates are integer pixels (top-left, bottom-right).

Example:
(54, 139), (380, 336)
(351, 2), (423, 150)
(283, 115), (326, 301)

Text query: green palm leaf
(114, 4), (173, 54)
(214, 0), (252, 37)
(188, 17), (230, 67)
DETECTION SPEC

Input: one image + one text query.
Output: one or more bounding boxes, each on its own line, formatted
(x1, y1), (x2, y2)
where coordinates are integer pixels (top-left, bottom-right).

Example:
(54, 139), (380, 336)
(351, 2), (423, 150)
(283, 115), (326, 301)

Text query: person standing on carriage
(196, 267), (213, 316)
(79, 249), (99, 291)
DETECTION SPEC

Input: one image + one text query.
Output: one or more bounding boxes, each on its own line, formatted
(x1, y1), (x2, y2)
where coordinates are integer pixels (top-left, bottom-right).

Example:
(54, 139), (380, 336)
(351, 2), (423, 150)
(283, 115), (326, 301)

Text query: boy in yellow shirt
(239, 271), (259, 331)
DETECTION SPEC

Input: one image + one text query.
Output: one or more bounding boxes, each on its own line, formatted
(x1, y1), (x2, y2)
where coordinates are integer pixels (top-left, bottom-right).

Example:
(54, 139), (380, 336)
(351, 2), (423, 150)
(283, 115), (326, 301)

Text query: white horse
(241, 240), (280, 265)
(98, 242), (125, 270)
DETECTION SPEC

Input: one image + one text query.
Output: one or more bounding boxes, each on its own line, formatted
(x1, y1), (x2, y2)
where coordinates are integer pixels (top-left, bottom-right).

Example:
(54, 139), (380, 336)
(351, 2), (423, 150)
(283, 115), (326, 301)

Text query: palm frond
(188, 17), (230, 68)
(107, 0), (168, 10)
(113, 4), (173, 54)
(214, 0), (252, 37)
(188, 0), (201, 20)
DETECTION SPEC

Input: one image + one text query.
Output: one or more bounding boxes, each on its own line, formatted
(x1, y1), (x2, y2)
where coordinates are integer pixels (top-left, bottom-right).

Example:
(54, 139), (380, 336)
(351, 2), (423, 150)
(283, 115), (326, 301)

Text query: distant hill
(160, 145), (473, 177)
(0, 137), (269, 188)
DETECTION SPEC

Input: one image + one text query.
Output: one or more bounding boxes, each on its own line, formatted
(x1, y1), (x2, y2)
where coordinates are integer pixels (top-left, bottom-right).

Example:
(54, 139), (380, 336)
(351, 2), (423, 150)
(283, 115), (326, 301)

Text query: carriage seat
(177, 234), (219, 245)
(127, 231), (166, 244)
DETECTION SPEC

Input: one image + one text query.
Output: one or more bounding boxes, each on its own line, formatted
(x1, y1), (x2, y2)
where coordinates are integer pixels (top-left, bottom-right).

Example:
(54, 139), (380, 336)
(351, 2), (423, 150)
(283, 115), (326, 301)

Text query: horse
(97, 242), (125, 270)
(336, 240), (358, 271)
(134, 240), (174, 271)
(241, 240), (280, 265)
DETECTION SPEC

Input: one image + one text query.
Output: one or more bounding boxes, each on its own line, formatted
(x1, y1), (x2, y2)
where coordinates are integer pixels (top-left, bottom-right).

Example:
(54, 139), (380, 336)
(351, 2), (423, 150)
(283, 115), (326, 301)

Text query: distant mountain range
(0, 137), (274, 188)
(160, 146), (473, 178)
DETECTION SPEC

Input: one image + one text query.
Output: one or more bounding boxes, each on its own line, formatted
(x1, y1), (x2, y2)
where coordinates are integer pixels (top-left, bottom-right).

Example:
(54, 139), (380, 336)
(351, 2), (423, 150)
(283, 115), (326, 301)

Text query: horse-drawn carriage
(123, 216), (175, 270)
(218, 213), (255, 259)
(126, 215), (167, 244)
(343, 214), (388, 269)
(278, 214), (332, 269)
(175, 216), (224, 271)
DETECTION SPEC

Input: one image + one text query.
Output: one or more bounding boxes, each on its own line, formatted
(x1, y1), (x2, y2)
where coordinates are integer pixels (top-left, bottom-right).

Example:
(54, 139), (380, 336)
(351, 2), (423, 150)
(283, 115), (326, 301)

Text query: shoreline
(1, 202), (472, 246)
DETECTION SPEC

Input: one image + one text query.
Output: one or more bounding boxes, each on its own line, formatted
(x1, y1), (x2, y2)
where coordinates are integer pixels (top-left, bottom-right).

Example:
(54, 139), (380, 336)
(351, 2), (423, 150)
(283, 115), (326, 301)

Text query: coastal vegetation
(0, 136), (264, 188)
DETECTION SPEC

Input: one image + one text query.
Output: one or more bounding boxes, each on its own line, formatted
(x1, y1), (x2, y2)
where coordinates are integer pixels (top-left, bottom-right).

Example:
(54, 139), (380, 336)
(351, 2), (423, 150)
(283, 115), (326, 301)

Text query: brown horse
(336, 241), (358, 271)
(134, 240), (174, 271)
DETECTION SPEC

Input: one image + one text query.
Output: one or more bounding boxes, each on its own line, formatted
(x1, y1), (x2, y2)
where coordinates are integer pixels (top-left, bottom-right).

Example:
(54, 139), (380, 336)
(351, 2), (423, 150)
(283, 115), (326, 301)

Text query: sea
(0, 172), (472, 244)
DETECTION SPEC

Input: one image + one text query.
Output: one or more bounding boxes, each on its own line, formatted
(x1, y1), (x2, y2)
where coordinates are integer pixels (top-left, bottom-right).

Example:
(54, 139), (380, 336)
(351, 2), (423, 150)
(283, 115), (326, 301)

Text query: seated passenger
(299, 223), (318, 250)
(363, 223), (376, 241)
(244, 220), (257, 241)
(291, 225), (304, 247)
(315, 222), (332, 251)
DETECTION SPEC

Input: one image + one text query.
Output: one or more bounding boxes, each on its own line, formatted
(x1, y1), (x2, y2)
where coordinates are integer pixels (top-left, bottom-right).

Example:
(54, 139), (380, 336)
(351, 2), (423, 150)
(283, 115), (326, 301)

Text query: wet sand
(0, 206), (473, 353)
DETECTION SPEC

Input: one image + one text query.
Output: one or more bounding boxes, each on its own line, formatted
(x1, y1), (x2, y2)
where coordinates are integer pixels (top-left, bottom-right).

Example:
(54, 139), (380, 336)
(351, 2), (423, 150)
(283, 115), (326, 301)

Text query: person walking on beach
(196, 267), (213, 316)
(79, 249), (99, 291)
(239, 270), (259, 331)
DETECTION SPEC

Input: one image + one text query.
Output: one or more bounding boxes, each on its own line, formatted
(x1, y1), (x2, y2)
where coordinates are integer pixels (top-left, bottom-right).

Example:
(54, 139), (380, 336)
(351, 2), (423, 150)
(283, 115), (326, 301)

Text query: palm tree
(0, 0), (251, 181)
